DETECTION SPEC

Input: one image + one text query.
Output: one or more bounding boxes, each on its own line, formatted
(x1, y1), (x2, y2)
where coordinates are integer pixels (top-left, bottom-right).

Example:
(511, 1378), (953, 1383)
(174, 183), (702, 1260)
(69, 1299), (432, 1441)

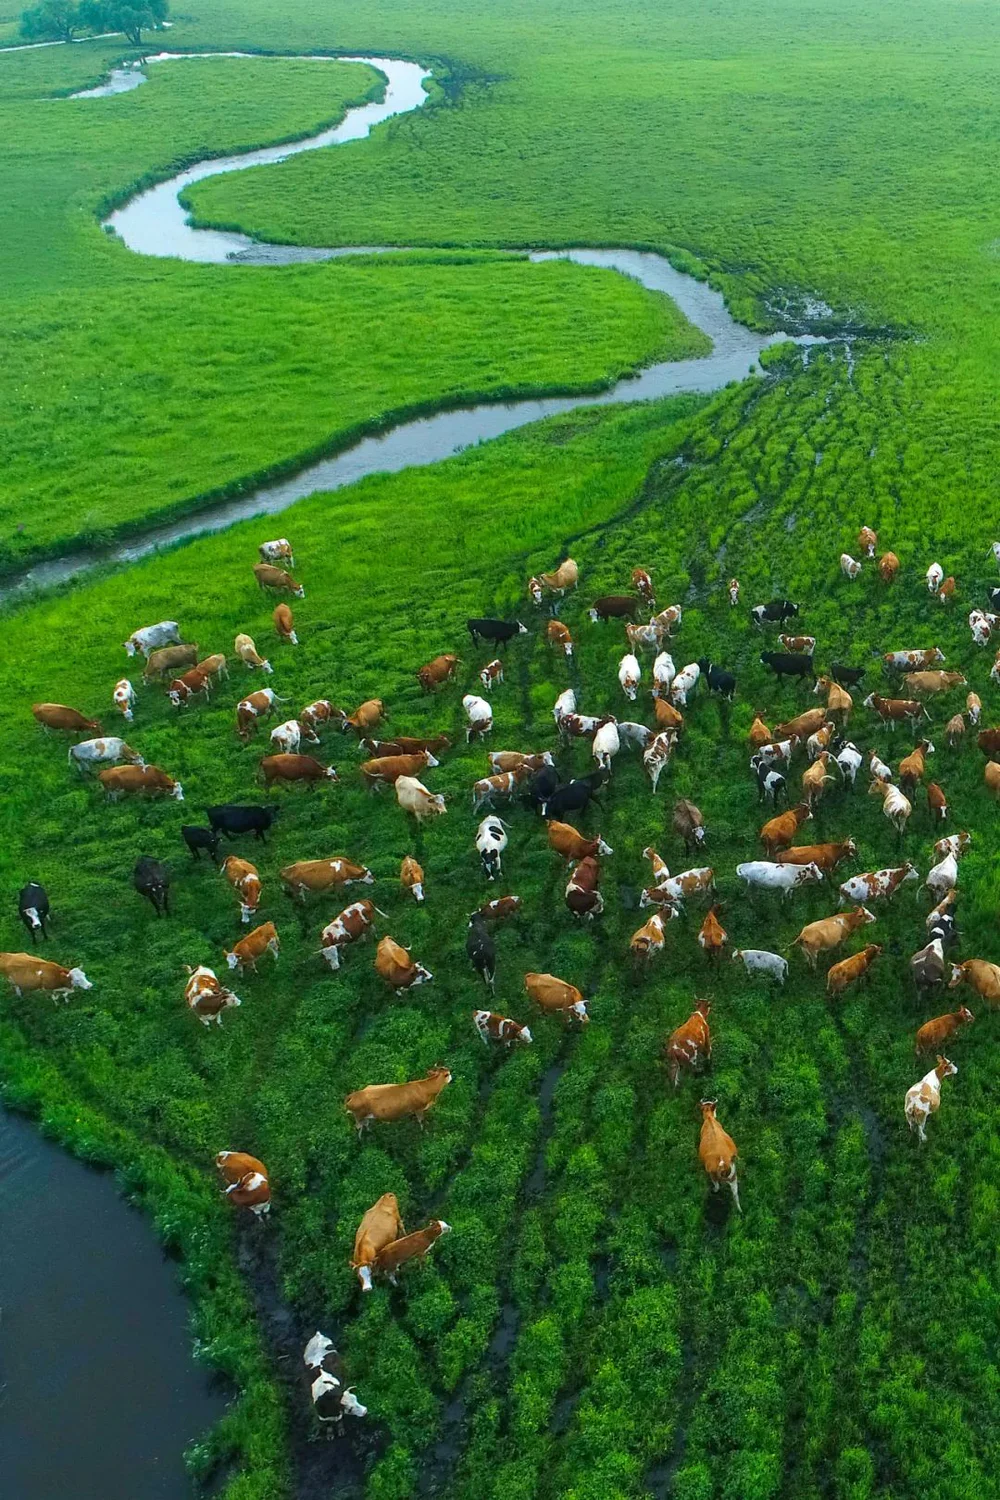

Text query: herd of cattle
(13, 527), (1000, 1420)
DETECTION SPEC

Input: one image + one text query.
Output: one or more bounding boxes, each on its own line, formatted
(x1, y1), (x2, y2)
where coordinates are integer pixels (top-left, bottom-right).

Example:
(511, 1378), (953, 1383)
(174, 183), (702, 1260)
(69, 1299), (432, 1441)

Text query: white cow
(926, 563), (944, 593)
(123, 620), (180, 658)
(731, 949), (788, 983)
(592, 719), (621, 771)
(652, 651), (675, 696)
(112, 679), (136, 721)
(643, 730), (676, 792)
(463, 694), (494, 742)
(840, 553), (862, 579)
(736, 861), (824, 898)
(925, 853), (958, 902)
(616, 721), (653, 750)
(259, 538), (294, 566)
(68, 737), (143, 775)
(835, 741), (863, 786)
(618, 653), (641, 701)
(904, 1057), (957, 1143)
(670, 662), (700, 707)
(270, 720), (302, 754)
(476, 816), (508, 881)
(871, 780), (911, 834)
(553, 688), (576, 724)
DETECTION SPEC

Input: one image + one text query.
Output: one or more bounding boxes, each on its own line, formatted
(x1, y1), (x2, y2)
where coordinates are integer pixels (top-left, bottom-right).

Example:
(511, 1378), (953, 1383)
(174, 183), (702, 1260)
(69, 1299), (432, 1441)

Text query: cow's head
(68, 967), (92, 990)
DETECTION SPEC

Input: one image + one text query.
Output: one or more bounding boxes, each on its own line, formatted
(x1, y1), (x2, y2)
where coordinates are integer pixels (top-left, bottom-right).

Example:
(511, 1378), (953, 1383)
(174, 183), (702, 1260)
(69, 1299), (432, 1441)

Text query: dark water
(0, 1109), (227, 1499)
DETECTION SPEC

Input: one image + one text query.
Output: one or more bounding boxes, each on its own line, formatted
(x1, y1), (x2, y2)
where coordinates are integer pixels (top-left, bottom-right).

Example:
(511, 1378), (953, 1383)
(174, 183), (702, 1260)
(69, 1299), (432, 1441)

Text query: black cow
(17, 882), (50, 943)
(698, 659), (736, 701)
(467, 618), (528, 648)
(466, 913), (496, 992)
(989, 588), (1000, 613)
(181, 825), (221, 861)
(523, 764), (559, 811)
(751, 601), (800, 626)
(304, 1333), (366, 1423)
(829, 661), (866, 688)
(541, 770), (607, 820)
(760, 651), (813, 680)
(133, 856), (170, 917)
(206, 805), (280, 842)
(928, 914), (959, 951)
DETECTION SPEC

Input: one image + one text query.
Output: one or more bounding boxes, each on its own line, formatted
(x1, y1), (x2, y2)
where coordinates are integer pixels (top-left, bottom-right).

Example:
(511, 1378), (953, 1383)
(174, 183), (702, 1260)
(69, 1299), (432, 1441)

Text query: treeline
(20, 0), (168, 45)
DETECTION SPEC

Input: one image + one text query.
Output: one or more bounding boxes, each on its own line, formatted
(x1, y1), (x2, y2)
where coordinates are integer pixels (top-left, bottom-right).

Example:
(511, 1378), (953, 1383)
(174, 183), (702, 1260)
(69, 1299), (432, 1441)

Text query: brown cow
(261, 754), (338, 786)
(215, 1151), (270, 1216)
(945, 713), (966, 747)
(361, 751), (437, 789)
(237, 688), (286, 740)
(903, 670), (966, 697)
(280, 858), (373, 902)
(167, 666), (212, 708)
(417, 654), (461, 692)
(663, 999), (711, 1085)
(863, 694), (930, 728)
(546, 620), (574, 657)
(949, 959), (1000, 1006)
(234, 632), (272, 673)
(319, 900), (382, 971)
(184, 964), (241, 1026)
(524, 972), (589, 1025)
(143, 644), (198, 682)
(253, 563), (305, 597)
(672, 799), (706, 852)
(915, 1006), (974, 1057)
(588, 595), (640, 622)
(373, 1221), (451, 1284)
(98, 765), (183, 800)
(472, 767), (530, 812)
(374, 935), (433, 989)
(365, 734), (451, 758)
(273, 603), (298, 644)
(300, 700), (347, 735)
(777, 838), (857, 874)
(352, 1193), (405, 1291)
(222, 856), (261, 923)
(802, 753), (836, 807)
(654, 697), (684, 732)
(630, 911), (667, 964)
(773, 707), (827, 741)
(474, 895), (523, 924)
(528, 558), (579, 603)
(345, 700), (385, 736)
(759, 802), (812, 857)
(473, 1009), (533, 1046)
(479, 659), (504, 693)
(793, 907), (876, 968)
(748, 714), (773, 750)
(986, 761), (1000, 797)
(400, 856), (425, 902)
(927, 782), (948, 823)
(938, 576), (957, 603)
(224, 922), (280, 973)
(878, 551), (900, 582)
(0, 952), (91, 999)
(32, 703), (102, 734)
(344, 1067), (452, 1132)
(489, 750), (552, 775)
(826, 943), (882, 996)
(698, 1101), (740, 1211)
(899, 739), (934, 793)
(858, 526), (878, 558)
(813, 676), (853, 724)
(631, 567), (656, 609)
(978, 728), (1000, 755)
(565, 856), (603, 920)
(698, 906), (727, 959)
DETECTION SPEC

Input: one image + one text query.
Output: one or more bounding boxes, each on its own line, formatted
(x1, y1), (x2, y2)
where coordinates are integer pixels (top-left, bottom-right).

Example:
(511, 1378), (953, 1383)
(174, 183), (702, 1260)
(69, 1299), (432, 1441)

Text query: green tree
(77, 0), (168, 45)
(20, 0), (81, 41)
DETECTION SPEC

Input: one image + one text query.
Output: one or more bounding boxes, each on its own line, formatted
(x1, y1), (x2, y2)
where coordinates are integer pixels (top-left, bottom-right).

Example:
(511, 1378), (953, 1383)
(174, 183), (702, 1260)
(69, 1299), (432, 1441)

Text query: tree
(20, 0), (81, 41)
(78, 0), (168, 45)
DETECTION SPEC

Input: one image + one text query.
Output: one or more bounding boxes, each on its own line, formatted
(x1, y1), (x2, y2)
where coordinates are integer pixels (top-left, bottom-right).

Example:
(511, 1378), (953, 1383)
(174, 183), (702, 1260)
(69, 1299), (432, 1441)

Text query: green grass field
(4, 0), (1000, 1497)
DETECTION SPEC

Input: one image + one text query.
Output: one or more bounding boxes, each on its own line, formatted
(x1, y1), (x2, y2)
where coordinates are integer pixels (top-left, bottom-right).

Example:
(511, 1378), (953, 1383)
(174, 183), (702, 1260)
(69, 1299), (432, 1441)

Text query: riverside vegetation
(3, 0), (1000, 1498)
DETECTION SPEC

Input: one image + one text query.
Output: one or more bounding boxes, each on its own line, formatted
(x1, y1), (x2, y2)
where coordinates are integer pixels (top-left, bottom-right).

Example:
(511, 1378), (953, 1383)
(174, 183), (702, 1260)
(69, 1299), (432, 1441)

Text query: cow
(375, 935), (433, 990)
(221, 855), (261, 924)
(559, 710), (605, 741)
(642, 845), (670, 886)
(731, 949), (787, 983)
(547, 821), (612, 862)
(300, 700), (347, 735)
(807, 723), (835, 761)
(978, 728), (1000, 755)
(553, 687), (578, 724)
(593, 719), (621, 772)
(540, 771), (606, 821)
(235, 633), (273, 673)
(736, 860), (824, 899)
(903, 671), (966, 698)
(813, 676), (852, 724)
(352, 1193), (405, 1291)
(698, 659), (736, 701)
(215, 1151), (269, 1216)
(181, 825), (221, 862)
(653, 698), (684, 733)
(630, 567), (655, 609)
(124, 621), (182, 658)
(698, 1101), (740, 1210)
(259, 539), (294, 566)
(652, 651), (676, 696)
(32, 703), (103, 734)
(69, 737), (143, 775)
(466, 619), (528, 648)
(362, 750), (439, 790)
(652, 604), (683, 637)
(835, 741), (863, 787)
(911, 937), (954, 992)
(865, 693), (930, 728)
(630, 911), (667, 964)
(949, 960), (1000, 1006)
(989, 541), (1000, 571)
(167, 667), (213, 708)
(133, 856), (170, 917)
(986, 761), (1000, 797)
(898, 739), (935, 793)
(486, 752), (551, 779)
(926, 563), (944, 593)
(417, 653), (461, 692)
(17, 882), (50, 943)
(476, 816), (508, 880)
(588, 595), (640, 623)
(261, 754), (337, 787)
(112, 679), (136, 721)
(698, 906), (727, 959)
(672, 798), (705, 852)
(225, 922), (280, 973)
(925, 851), (958, 903)
(546, 620), (574, 657)
(372, 1220), (451, 1285)
(142, 644), (198, 683)
(752, 600), (800, 626)
(616, 721), (652, 751)
(748, 714), (773, 750)
(869, 779), (912, 835)
(319, 901), (381, 971)
(565, 855), (603, 920)
(728, 579), (740, 607)
(670, 663), (700, 707)
(524, 972), (589, 1025)
(303, 1333), (367, 1422)
(905, 1056), (957, 1143)
(968, 611), (995, 647)
(830, 661), (866, 688)
(663, 999), (711, 1086)
(476, 659), (503, 694)
(466, 913), (496, 990)
(98, 765), (183, 801)
(759, 802), (811, 857)
(801, 753), (837, 808)
(463, 694), (493, 742)
(826, 943), (882, 996)
(618, 654), (641, 701)
(927, 782), (948, 823)
(400, 856), (424, 902)
(945, 712), (966, 747)
(280, 858), (373, 903)
(208, 805), (279, 843)
(528, 558), (579, 604)
(755, 763), (787, 806)
(237, 688), (287, 740)
(792, 907), (876, 968)
(868, 749), (893, 785)
(779, 634), (816, 656)
(184, 965), (241, 1026)
(839, 863), (918, 905)
(761, 651), (813, 681)
(625, 621), (663, 653)
(840, 553), (862, 579)
(772, 707), (826, 741)
(273, 604), (298, 645)
(474, 895), (523, 924)
(647, 866), (716, 909)
(915, 1005), (974, 1056)
(0, 952), (90, 998)
(396, 775), (447, 822)
(777, 838), (857, 875)
(473, 1010), (532, 1046)
(366, 734), (450, 758)
(270, 720), (303, 755)
(253, 563), (304, 597)
(344, 1067), (453, 1133)
(879, 551), (899, 582)
(938, 576), (957, 603)
(858, 526), (878, 558)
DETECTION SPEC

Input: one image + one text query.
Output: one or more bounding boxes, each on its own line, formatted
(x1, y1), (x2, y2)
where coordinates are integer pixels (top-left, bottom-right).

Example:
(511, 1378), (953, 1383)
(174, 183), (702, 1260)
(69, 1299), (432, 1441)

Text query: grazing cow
(755, 764), (788, 806)
(593, 718), (622, 772)
(754, 737), (800, 770)
(397, 856), (425, 905)
(826, 943), (882, 996)
(466, 619), (528, 648)
(559, 710), (605, 741)
(698, 1101), (740, 1211)
(362, 750), (438, 790)
(915, 1006), (974, 1056)
(736, 860), (824, 899)
(0, 953), (91, 999)
(303, 1333), (367, 1422)
(927, 782), (948, 823)
(779, 634), (816, 656)
(489, 751), (553, 775)
(652, 604), (683, 637)
(124, 621), (182, 658)
(830, 661), (866, 688)
(638, 886), (684, 916)
(858, 526), (878, 558)
(588, 595), (640, 623)
(777, 838), (857, 875)
(968, 611), (995, 647)
(728, 578), (740, 607)
(237, 688), (287, 740)
(540, 771), (607, 821)
(898, 739), (935, 793)
(879, 551), (900, 582)
(259, 539), (294, 566)
(903, 671), (966, 698)
(652, 651), (675, 696)
(565, 855), (603, 920)
(417, 653), (461, 692)
(17, 882), (50, 944)
(752, 600), (800, 626)
(524, 971), (589, 1025)
(967, 692), (982, 726)
(813, 676), (852, 724)
(869, 779), (912, 836)
(475, 894), (523, 924)
(221, 855), (261, 923)
(476, 816), (508, 880)
(663, 999), (711, 1085)
(98, 765), (182, 801)
(698, 659), (736, 701)
(698, 906), (727, 959)
(672, 798), (705, 852)
(473, 1010), (532, 1046)
(839, 863), (918, 905)
(911, 938), (955, 992)
(619, 653), (641, 701)
(926, 563), (944, 593)
(352, 1193), (405, 1291)
(463, 694), (494, 742)
(731, 948), (787, 983)
(344, 1067), (453, 1133)
(835, 741), (863, 787)
(112, 679), (136, 721)
(625, 622), (663, 653)
(938, 576), (957, 603)
(653, 698), (684, 733)
(905, 1056), (957, 1143)
(375, 935), (433, 990)
(273, 603), (298, 645)
(868, 749), (893, 785)
(300, 700), (346, 736)
(32, 703), (102, 734)
(793, 907), (876, 968)
(547, 821), (613, 862)
(208, 805), (279, 844)
(184, 965), (241, 1026)
(280, 858), (372, 903)
(225, 922), (280, 973)
(366, 735), (450, 760)
(884, 648), (947, 673)
(143, 644), (198, 683)
(632, 567), (655, 609)
(945, 713), (966, 747)
(235, 633), (272, 673)
(840, 553), (862, 580)
(630, 911), (667, 963)
(949, 959), (1000, 1006)
(864, 694), (930, 729)
(616, 721), (653, 750)
(807, 723), (834, 761)
(319, 901), (381, 971)
(649, 866), (716, 909)
(373, 1220), (451, 1284)
(528, 558), (579, 604)
(167, 667), (213, 708)
(253, 563), (304, 597)
(986, 761), (1000, 797)
(69, 737), (143, 775)
(802, 753), (836, 807)
(978, 728), (1000, 755)
(925, 852), (958, 903)
(261, 754), (337, 786)
(670, 663), (700, 707)
(466, 913), (496, 990)
(268, 720), (303, 756)
(215, 1151), (269, 1216)
(759, 802), (812, 857)
(547, 621), (574, 657)
(773, 708), (827, 742)
(396, 775), (447, 822)
(181, 825), (220, 862)
(761, 651), (813, 681)
(749, 714), (773, 750)
(133, 856), (170, 916)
